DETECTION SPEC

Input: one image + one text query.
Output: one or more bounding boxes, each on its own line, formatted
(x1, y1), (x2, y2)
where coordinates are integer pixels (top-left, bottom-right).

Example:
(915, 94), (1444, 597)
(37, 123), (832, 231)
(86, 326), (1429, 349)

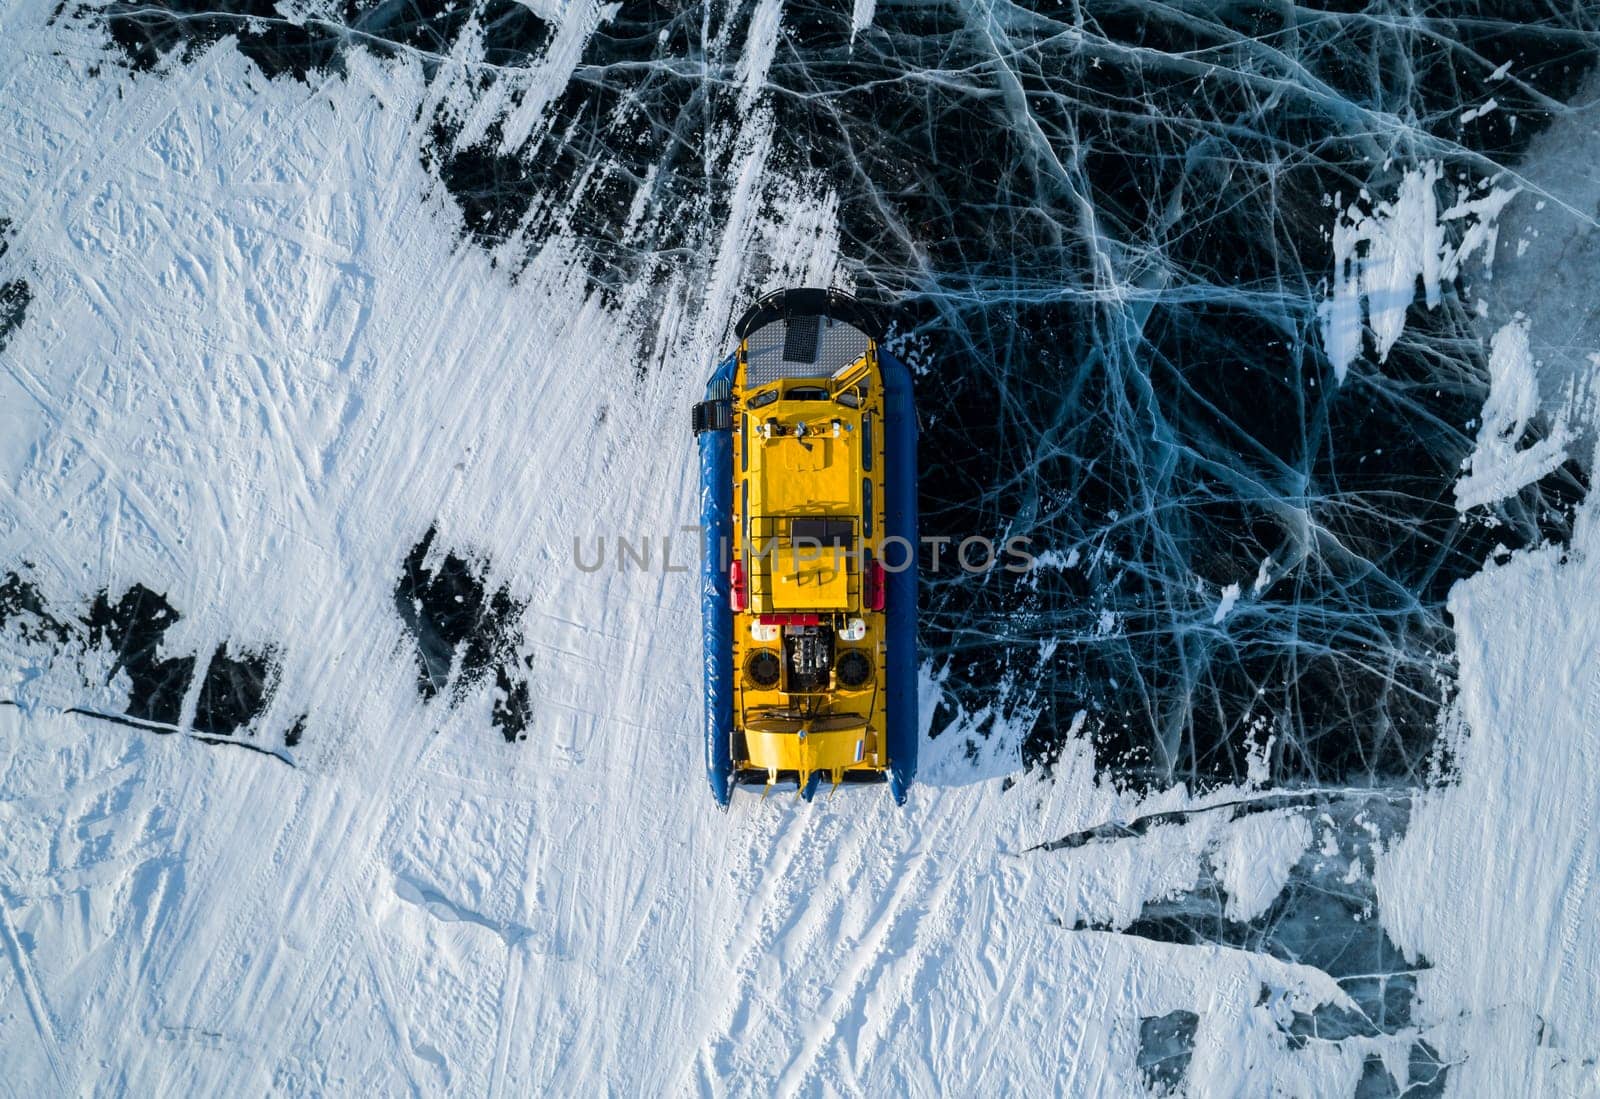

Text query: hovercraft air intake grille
(692, 399), (732, 435)
(745, 650), (781, 689)
(837, 650), (872, 688)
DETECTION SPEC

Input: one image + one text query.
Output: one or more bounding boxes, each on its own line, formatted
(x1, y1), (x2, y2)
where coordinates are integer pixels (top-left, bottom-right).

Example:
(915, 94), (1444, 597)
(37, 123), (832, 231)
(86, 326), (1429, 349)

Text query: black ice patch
(84, 584), (197, 726)
(0, 569), (73, 645)
(394, 525), (532, 741)
(2, 570), (295, 761)
(0, 217), (30, 355)
(1136, 1010), (1198, 1096)
(193, 642), (279, 736)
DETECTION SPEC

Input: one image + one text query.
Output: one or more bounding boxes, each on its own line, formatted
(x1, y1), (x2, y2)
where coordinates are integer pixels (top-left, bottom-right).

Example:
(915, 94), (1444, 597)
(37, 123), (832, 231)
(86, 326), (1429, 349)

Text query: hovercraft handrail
(734, 287), (885, 343)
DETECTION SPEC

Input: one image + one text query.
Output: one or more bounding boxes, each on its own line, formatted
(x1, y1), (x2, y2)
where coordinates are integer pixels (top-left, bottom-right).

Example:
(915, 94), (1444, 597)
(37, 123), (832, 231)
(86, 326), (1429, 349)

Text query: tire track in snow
(772, 831), (937, 1095)
(771, 796), (995, 1095)
(2, 49), (264, 580)
(675, 794), (990, 1096)
(672, 804), (821, 1091)
(1551, 658), (1600, 1023)
(0, 883), (68, 1092)
(344, 917), (430, 1096)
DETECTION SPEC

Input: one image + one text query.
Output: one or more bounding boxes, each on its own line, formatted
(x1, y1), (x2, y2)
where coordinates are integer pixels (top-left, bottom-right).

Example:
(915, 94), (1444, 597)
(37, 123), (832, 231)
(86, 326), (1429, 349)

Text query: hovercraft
(692, 288), (918, 805)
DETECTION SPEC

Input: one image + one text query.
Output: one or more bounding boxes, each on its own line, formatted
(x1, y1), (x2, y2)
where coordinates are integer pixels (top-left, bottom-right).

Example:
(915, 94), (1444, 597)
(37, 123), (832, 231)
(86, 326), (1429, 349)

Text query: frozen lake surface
(2, 2), (1599, 1094)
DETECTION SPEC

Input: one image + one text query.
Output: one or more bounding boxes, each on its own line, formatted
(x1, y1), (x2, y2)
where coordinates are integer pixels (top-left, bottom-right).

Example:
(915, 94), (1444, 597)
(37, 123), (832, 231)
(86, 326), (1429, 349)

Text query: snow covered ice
(1, 1), (1599, 1094)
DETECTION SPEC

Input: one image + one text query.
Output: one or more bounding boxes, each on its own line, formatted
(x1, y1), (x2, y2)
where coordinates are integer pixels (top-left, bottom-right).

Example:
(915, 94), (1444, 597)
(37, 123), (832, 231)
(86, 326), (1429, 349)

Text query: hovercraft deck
(693, 288), (918, 805)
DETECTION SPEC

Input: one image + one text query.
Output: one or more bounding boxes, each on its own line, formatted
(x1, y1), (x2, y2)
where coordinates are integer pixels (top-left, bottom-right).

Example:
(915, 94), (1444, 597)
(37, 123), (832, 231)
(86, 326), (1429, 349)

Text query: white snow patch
(850, 0), (876, 41)
(736, 0), (783, 112)
(1209, 811), (1313, 922)
(1027, 546), (1080, 572)
(1212, 582), (1241, 624)
(1243, 725), (1276, 788)
(1320, 162), (1518, 382)
(1455, 318), (1571, 509)
(1373, 465), (1600, 1095)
